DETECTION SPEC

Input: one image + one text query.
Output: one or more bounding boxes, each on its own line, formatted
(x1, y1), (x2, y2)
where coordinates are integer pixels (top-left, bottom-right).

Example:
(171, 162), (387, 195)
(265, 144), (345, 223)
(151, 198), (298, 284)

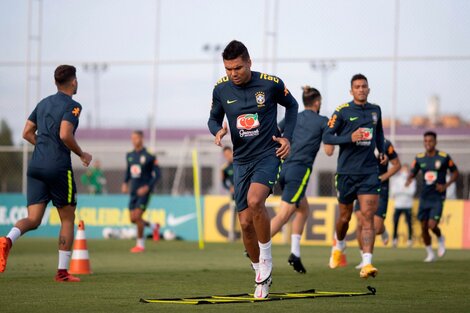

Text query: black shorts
(233, 155), (281, 212)
(27, 166), (77, 208)
(354, 184), (389, 219)
(279, 163), (312, 205)
(418, 196), (444, 221)
(129, 193), (151, 211)
(336, 173), (381, 205)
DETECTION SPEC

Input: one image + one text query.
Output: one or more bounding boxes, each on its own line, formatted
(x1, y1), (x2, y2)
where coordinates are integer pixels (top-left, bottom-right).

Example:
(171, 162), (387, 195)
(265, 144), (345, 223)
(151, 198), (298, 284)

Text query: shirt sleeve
(207, 87), (225, 136)
(28, 106), (38, 124)
(375, 107), (385, 154)
(275, 79), (298, 141)
(62, 103), (81, 127)
(410, 157), (420, 177)
(387, 141), (398, 161)
(322, 110), (352, 145)
(447, 155), (458, 172)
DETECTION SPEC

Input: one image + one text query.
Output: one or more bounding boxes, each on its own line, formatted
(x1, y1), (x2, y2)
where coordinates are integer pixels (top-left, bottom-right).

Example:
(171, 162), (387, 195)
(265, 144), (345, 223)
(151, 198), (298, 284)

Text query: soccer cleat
(359, 264), (378, 279)
(288, 253), (306, 274)
(381, 231), (389, 245)
(329, 249), (346, 269)
(355, 261), (364, 270)
(437, 236), (446, 258)
(424, 254), (436, 263)
(254, 276), (272, 299)
(0, 237), (12, 273)
(54, 270), (81, 282)
(255, 258), (272, 284)
(130, 246), (145, 253)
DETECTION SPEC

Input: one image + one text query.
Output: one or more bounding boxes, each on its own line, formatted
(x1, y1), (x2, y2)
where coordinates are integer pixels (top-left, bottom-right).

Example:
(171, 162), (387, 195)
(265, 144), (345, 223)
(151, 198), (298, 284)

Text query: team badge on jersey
(72, 107), (81, 117)
(435, 160), (441, 170)
(237, 113), (260, 138)
(255, 91), (266, 107)
(140, 155), (146, 164)
(424, 171), (437, 185)
(371, 112), (378, 124)
(130, 164), (142, 178)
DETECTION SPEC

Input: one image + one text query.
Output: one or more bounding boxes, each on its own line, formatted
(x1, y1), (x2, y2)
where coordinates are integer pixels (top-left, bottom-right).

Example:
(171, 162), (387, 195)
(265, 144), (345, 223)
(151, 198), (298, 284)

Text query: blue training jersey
(124, 147), (161, 194)
(208, 71), (298, 164)
(28, 92), (82, 169)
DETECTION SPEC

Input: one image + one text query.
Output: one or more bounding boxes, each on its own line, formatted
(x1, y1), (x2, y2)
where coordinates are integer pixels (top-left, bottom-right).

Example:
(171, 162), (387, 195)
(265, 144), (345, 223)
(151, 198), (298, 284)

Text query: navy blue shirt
(323, 101), (385, 175)
(208, 71), (298, 164)
(28, 92), (82, 169)
(278, 110), (328, 167)
(410, 150), (457, 199)
(124, 148), (161, 194)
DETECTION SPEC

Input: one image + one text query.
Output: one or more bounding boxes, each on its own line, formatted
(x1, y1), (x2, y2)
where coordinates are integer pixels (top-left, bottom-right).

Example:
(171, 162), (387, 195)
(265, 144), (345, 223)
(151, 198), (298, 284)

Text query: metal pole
(149, 0), (162, 153)
(263, 0), (270, 72)
(271, 0), (279, 75)
(94, 68), (100, 128)
(391, 0), (400, 144)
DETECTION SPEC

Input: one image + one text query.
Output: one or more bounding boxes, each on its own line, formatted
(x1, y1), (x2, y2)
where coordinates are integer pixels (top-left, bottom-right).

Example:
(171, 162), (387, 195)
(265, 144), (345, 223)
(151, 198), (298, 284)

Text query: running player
(323, 73), (387, 278)
(354, 138), (401, 269)
(270, 86), (334, 274)
(121, 130), (161, 253)
(208, 40), (298, 298)
(0, 65), (92, 281)
(406, 131), (458, 262)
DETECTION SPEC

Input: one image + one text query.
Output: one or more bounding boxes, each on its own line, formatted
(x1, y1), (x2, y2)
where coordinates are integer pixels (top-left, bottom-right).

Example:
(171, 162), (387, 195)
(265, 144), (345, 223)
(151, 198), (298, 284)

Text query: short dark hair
(54, 65), (76, 85)
(222, 40), (250, 61)
(222, 146), (232, 152)
(424, 131), (437, 139)
(302, 86), (321, 107)
(351, 73), (368, 86)
(133, 130), (144, 137)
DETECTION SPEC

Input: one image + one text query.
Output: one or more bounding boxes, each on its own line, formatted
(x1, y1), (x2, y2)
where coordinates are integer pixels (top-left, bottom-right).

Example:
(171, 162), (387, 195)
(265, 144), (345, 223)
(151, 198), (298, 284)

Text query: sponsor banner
(0, 194), (199, 240)
(204, 196), (469, 249)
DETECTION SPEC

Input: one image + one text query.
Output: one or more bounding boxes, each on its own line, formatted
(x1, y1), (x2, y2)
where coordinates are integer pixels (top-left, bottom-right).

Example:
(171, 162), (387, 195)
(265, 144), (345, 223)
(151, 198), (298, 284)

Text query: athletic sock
(335, 239), (346, 251)
(137, 238), (145, 248)
(362, 252), (372, 266)
(438, 236), (445, 244)
(6, 227), (21, 244)
(58, 250), (72, 270)
(259, 240), (272, 260)
(291, 234), (301, 257)
(425, 245), (434, 256)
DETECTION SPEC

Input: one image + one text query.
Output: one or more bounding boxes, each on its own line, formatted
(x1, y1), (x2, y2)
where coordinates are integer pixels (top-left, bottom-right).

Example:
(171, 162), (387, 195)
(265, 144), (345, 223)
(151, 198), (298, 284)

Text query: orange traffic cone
(69, 220), (92, 274)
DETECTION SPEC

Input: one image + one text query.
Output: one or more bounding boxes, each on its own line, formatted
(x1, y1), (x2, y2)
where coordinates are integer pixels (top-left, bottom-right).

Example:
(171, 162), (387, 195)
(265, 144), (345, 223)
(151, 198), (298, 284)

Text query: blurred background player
(323, 74), (387, 279)
(81, 159), (107, 194)
(270, 86), (334, 274)
(406, 131), (458, 262)
(354, 138), (401, 269)
(121, 130), (161, 253)
(208, 40), (298, 298)
(391, 163), (416, 247)
(221, 146), (237, 241)
(0, 65), (92, 282)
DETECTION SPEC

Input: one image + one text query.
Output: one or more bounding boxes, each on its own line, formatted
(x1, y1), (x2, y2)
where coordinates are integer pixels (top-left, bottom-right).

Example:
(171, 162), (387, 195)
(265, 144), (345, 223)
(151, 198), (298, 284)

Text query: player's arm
(320, 118), (335, 156)
(59, 121), (92, 167)
(437, 155), (459, 192)
(322, 111), (362, 144)
(23, 106), (38, 145)
(121, 155), (130, 193)
(273, 80), (298, 159)
(147, 156), (161, 192)
(380, 143), (401, 182)
(375, 107), (387, 165)
(208, 88), (227, 146)
(406, 157), (420, 186)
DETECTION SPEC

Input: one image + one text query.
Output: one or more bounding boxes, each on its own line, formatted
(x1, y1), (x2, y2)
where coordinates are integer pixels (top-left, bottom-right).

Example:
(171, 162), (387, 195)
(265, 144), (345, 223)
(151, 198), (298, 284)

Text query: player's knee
(29, 217), (42, 230)
(247, 196), (264, 211)
(239, 219), (254, 233)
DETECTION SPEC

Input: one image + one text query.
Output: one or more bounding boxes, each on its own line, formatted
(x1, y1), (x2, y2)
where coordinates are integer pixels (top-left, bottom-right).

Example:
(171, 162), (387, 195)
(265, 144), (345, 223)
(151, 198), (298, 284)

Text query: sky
(1, 0), (470, 142)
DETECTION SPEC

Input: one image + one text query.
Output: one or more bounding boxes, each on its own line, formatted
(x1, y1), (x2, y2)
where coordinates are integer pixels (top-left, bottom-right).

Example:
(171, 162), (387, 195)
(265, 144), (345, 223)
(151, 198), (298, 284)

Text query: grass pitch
(1, 239), (469, 313)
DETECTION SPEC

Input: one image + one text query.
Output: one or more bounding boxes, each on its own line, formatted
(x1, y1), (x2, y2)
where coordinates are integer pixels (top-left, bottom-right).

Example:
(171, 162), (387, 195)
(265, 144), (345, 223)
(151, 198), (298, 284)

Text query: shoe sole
(0, 238), (10, 273)
(288, 260), (306, 274)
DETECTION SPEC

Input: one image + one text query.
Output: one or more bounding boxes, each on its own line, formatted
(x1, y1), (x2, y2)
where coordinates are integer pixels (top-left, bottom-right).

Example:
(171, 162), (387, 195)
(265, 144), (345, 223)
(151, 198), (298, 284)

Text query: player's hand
(229, 186), (235, 194)
(436, 183), (446, 192)
(273, 136), (290, 159)
(351, 128), (364, 142)
(215, 122), (228, 147)
(80, 152), (92, 167)
(405, 177), (412, 187)
(121, 183), (129, 193)
(137, 185), (149, 196)
(379, 153), (388, 165)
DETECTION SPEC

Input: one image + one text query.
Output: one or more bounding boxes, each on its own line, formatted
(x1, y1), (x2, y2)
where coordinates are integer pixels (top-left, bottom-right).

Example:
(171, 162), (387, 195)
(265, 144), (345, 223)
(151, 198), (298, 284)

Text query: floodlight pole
(150, 0), (162, 153)
(391, 0), (400, 144)
(311, 60), (336, 116)
(202, 44), (222, 84)
(82, 63), (108, 129)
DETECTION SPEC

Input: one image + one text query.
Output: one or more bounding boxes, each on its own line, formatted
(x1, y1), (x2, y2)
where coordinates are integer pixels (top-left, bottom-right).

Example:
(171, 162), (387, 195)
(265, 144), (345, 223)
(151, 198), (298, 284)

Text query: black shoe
(288, 253), (306, 274)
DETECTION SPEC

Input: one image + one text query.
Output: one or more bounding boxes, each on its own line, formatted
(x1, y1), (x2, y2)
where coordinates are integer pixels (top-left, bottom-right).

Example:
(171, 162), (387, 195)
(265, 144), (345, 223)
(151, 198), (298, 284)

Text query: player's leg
(0, 203), (47, 273)
(287, 196), (308, 273)
(418, 201), (435, 261)
(55, 204), (80, 282)
(392, 209), (402, 247)
(404, 209), (413, 247)
(354, 202), (364, 268)
(270, 200), (297, 237)
(329, 202), (353, 269)
(376, 190), (390, 245)
(429, 200), (445, 258)
(357, 193), (378, 278)
(130, 208), (146, 252)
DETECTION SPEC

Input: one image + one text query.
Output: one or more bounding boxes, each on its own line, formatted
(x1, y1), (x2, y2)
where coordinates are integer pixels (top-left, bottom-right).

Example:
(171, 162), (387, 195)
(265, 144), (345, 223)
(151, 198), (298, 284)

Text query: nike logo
(227, 99), (238, 104)
(167, 213), (197, 227)
(268, 181), (275, 185)
(349, 117), (359, 121)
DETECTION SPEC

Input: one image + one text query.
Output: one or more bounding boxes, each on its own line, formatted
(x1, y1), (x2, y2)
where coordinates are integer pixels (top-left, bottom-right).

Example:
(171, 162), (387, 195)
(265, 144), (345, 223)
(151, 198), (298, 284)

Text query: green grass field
(1, 239), (469, 313)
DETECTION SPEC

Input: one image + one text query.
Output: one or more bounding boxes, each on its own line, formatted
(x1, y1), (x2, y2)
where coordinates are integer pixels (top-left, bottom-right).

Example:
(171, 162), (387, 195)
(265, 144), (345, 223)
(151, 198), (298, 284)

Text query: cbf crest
(255, 91), (266, 108)
(435, 160), (441, 170)
(140, 155), (146, 164)
(371, 112), (378, 124)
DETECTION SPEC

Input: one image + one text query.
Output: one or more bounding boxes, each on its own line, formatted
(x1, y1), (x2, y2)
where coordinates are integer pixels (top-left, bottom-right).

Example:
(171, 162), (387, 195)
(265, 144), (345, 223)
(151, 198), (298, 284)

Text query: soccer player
(270, 86), (334, 274)
(323, 73), (387, 279)
(0, 65), (92, 282)
(391, 163), (416, 247)
(406, 131), (458, 262)
(208, 40), (298, 298)
(354, 138), (401, 269)
(121, 131), (161, 253)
